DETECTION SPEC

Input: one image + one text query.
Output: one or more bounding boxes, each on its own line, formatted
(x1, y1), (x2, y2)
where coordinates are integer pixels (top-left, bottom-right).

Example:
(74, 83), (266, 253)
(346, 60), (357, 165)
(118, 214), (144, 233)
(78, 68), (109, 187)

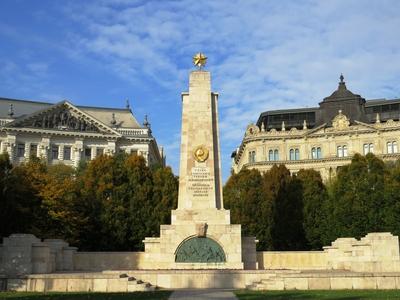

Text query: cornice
(0, 126), (118, 139)
(234, 122), (400, 163)
(243, 153), (400, 168)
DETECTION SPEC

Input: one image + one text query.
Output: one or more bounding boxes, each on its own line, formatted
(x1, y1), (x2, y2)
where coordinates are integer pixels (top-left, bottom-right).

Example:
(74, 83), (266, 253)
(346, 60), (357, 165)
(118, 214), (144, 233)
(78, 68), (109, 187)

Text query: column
(39, 137), (50, 161)
(73, 139), (83, 167)
(59, 144), (64, 160)
(6, 135), (16, 164)
(107, 140), (116, 155)
(24, 142), (30, 160)
(91, 146), (96, 160)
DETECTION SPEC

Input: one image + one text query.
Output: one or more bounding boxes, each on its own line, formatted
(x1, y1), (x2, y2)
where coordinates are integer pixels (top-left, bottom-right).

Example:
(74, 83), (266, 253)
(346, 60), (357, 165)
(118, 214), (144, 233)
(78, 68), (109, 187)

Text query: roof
(0, 97), (141, 128)
(365, 98), (400, 106)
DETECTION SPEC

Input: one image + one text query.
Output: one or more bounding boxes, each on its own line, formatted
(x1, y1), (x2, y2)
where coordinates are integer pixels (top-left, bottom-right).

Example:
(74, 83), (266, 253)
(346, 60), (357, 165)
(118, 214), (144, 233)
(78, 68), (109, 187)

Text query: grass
(0, 291), (172, 300)
(235, 290), (400, 300)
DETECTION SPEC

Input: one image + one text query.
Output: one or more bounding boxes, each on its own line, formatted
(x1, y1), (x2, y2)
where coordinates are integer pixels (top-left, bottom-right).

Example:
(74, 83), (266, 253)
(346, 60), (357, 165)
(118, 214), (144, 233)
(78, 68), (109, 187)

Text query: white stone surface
(142, 70), (253, 269)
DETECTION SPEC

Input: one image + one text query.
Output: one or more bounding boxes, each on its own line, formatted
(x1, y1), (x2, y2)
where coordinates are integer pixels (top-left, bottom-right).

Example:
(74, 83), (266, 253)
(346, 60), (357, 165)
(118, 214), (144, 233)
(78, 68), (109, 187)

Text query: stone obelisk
(177, 70), (223, 210)
(143, 54), (257, 269)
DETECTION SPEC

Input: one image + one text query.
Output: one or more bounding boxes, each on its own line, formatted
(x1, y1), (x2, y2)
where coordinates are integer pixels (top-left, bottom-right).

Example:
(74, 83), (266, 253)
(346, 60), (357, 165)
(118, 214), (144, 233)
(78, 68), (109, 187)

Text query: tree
(264, 165), (307, 250)
(224, 169), (265, 248)
(323, 153), (386, 243)
(152, 166), (178, 233)
(383, 160), (400, 236)
(297, 169), (327, 249)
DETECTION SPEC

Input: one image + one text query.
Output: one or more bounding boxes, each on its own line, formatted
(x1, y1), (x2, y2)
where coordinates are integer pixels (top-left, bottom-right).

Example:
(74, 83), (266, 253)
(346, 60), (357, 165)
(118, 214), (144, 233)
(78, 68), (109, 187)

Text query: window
(337, 145), (348, 158)
(274, 149), (279, 161)
(96, 148), (104, 157)
(84, 148), (92, 161)
(268, 149), (279, 161)
(311, 147), (322, 159)
(290, 149), (294, 160)
(289, 148), (299, 161)
(363, 143), (374, 155)
(30, 144), (37, 158)
(51, 145), (59, 160)
(387, 141), (398, 154)
(131, 149), (138, 155)
(248, 151), (256, 163)
(268, 150), (274, 161)
(64, 146), (71, 160)
(17, 143), (25, 158)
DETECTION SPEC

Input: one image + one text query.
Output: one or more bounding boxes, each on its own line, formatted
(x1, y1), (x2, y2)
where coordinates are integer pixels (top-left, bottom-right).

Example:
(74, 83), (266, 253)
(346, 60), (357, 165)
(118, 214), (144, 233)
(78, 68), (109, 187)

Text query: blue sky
(1, 0), (400, 181)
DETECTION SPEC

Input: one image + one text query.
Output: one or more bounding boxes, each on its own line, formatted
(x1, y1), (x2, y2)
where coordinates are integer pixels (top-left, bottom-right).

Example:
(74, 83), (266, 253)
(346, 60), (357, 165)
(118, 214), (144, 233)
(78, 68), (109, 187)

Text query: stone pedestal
(143, 68), (257, 269)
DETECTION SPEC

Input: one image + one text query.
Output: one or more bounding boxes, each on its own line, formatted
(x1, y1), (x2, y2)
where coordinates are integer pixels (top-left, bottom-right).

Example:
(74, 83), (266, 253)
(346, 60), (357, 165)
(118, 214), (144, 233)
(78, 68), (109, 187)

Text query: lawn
(0, 291), (172, 300)
(235, 290), (400, 300)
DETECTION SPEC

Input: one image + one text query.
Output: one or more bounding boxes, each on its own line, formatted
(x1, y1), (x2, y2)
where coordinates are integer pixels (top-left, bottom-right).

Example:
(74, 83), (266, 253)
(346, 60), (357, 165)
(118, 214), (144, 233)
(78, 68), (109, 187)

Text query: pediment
(304, 123), (327, 136)
(354, 120), (379, 131)
(5, 101), (120, 135)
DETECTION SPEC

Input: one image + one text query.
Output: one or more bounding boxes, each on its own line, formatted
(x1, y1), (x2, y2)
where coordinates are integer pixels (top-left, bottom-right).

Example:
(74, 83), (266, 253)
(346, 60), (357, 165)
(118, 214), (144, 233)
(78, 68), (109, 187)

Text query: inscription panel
(187, 166), (213, 198)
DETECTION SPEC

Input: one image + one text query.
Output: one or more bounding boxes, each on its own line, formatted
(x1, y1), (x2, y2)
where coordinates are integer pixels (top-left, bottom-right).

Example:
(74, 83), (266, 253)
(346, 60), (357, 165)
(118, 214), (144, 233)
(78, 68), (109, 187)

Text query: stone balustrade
(117, 128), (149, 136)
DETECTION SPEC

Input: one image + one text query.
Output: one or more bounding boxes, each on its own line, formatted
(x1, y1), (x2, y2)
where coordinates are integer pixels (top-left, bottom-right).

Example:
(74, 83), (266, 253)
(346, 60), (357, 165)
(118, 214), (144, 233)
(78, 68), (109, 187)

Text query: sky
(1, 0), (400, 181)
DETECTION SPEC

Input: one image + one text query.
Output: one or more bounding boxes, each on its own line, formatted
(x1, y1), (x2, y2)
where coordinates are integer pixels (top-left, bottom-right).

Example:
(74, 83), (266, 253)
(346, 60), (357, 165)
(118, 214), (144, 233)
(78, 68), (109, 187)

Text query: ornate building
(0, 97), (165, 167)
(232, 76), (400, 180)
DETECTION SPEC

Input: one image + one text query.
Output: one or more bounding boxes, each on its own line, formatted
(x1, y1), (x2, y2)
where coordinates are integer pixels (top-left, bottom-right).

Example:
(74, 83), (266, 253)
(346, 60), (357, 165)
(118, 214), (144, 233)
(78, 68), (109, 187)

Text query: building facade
(0, 97), (165, 167)
(232, 76), (400, 180)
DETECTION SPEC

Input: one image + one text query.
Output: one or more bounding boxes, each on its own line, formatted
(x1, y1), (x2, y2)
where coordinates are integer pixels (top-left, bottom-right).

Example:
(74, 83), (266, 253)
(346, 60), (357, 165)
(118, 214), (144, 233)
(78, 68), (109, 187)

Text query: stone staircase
(117, 273), (156, 292)
(246, 270), (302, 291)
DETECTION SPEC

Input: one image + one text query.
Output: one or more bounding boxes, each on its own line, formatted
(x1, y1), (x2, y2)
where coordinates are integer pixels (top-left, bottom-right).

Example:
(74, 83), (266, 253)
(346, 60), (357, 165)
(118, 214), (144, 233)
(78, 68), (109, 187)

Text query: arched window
(337, 146), (343, 158)
(317, 147), (322, 159)
(248, 151), (256, 163)
(387, 141), (398, 154)
(388, 142), (393, 154)
(343, 145), (348, 157)
(363, 143), (374, 155)
(311, 147), (316, 159)
(295, 149), (300, 160)
(268, 150), (274, 161)
(311, 147), (322, 159)
(274, 149), (279, 161)
(337, 145), (348, 157)
(289, 149), (295, 160)
(363, 143), (369, 155)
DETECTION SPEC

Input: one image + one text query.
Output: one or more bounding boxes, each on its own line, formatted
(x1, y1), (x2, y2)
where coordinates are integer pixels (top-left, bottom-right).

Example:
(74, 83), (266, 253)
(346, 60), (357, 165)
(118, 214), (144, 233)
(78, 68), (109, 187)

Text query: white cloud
(22, 0), (400, 179)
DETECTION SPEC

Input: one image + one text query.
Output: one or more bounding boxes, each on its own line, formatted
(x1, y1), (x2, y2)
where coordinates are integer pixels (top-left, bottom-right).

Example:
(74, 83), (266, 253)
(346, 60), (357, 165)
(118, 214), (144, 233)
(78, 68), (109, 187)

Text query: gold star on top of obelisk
(193, 52), (207, 69)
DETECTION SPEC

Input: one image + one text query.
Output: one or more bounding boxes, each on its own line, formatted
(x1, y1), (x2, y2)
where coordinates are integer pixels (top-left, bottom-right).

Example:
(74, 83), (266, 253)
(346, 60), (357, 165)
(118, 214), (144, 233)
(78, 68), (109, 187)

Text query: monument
(143, 53), (258, 269)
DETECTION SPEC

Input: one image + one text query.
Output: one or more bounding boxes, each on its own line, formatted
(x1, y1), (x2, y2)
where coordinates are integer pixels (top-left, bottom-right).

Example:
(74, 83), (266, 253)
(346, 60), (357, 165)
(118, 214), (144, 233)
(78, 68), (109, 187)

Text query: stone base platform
(3, 269), (400, 292)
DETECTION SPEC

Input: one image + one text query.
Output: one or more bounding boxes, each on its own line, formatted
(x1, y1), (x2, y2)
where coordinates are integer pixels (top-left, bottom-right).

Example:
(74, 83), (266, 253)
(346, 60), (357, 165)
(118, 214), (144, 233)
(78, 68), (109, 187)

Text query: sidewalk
(169, 289), (238, 300)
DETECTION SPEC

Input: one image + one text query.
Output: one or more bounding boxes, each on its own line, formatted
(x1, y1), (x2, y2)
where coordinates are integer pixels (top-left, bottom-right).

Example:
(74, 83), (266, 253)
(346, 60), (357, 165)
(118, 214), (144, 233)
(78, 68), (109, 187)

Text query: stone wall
(324, 232), (400, 272)
(257, 251), (327, 270)
(73, 252), (145, 271)
(0, 234), (76, 276)
(1, 232), (400, 275)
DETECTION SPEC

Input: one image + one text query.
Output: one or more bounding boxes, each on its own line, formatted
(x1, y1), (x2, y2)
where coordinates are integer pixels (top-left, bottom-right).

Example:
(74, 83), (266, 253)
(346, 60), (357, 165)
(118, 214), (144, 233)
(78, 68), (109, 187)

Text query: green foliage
(235, 289), (400, 299)
(322, 153), (387, 244)
(0, 153), (178, 251)
(263, 165), (307, 250)
(297, 169), (327, 250)
(224, 168), (264, 239)
(224, 153), (400, 251)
